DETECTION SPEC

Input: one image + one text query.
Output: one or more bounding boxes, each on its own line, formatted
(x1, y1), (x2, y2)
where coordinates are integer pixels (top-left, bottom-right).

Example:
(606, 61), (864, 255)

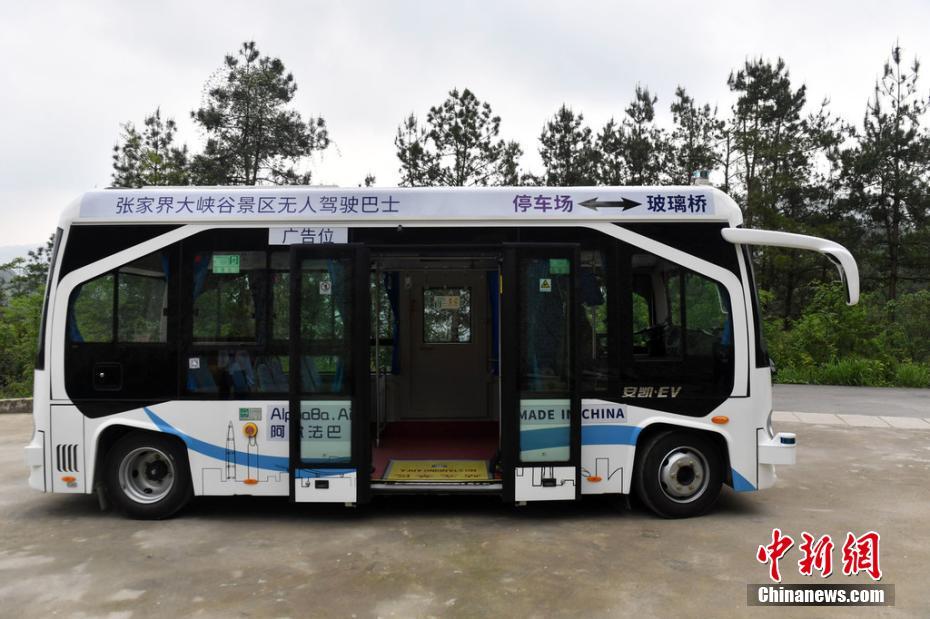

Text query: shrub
(772, 365), (814, 384)
(893, 363), (930, 388)
(815, 359), (888, 387)
(887, 291), (930, 363)
(766, 282), (930, 387)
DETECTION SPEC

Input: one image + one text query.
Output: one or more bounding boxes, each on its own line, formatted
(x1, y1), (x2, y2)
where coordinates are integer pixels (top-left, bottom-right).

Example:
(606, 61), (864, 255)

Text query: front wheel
(634, 430), (723, 518)
(104, 431), (192, 519)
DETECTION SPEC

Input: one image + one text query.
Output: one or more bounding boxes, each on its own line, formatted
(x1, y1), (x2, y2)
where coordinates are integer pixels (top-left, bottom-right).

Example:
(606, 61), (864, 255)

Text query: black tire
(633, 430), (723, 518)
(104, 431), (193, 520)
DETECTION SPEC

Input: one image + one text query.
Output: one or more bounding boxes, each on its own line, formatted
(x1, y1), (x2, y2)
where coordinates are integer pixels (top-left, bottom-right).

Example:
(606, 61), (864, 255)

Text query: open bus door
(289, 244), (371, 504)
(502, 244), (582, 502)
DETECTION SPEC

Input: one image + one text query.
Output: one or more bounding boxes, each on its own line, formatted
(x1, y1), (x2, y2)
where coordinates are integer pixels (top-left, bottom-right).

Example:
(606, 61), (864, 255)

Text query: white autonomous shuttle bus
(24, 185), (858, 519)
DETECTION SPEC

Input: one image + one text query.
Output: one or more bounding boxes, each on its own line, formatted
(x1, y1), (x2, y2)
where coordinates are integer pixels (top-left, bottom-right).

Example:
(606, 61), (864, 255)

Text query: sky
(1, 0), (928, 249)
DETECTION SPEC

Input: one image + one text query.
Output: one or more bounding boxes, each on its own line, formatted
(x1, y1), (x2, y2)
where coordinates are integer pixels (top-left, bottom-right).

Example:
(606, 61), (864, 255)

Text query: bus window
(519, 254), (572, 463)
(298, 258), (351, 395)
(423, 287), (471, 343)
(65, 248), (176, 401)
(519, 257), (571, 393)
(627, 250), (733, 397)
(270, 251), (290, 341)
(117, 252), (170, 343)
(67, 253), (169, 344)
(69, 274), (115, 343)
(192, 251), (264, 344)
(665, 269), (683, 356)
(684, 272), (731, 357)
(580, 250), (608, 392)
(631, 253), (682, 358)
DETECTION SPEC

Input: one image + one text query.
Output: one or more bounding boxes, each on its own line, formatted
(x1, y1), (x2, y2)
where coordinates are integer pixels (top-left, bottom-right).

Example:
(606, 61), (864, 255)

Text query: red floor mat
(371, 421), (499, 480)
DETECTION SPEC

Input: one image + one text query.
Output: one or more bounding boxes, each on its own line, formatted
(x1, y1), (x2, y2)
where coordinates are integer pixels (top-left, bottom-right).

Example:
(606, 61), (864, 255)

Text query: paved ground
(775, 384), (930, 419)
(3, 406), (930, 618)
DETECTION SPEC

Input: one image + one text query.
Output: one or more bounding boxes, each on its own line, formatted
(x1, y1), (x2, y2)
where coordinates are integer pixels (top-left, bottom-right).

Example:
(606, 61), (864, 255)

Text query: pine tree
(112, 108), (189, 188)
(190, 41), (330, 185)
(395, 88), (522, 186)
(667, 87), (723, 185)
(595, 85), (665, 185)
(841, 44), (930, 300)
(538, 105), (597, 186)
(728, 58), (848, 321)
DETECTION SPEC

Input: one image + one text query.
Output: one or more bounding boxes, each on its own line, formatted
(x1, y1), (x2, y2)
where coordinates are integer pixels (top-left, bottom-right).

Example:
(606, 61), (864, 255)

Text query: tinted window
(65, 247), (176, 403)
(67, 252), (169, 344)
(192, 251), (264, 343)
(183, 230), (295, 397)
(423, 287), (471, 343)
(580, 250), (608, 392)
(69, 274), (114, 343)
(518, 252), (572, 463)
(118, 253), (169, 343)
(626, 249), (733, 398)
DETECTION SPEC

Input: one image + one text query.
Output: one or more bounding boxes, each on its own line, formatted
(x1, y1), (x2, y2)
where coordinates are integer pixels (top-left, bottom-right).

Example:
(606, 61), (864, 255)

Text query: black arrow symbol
(579, 197), (641, 211)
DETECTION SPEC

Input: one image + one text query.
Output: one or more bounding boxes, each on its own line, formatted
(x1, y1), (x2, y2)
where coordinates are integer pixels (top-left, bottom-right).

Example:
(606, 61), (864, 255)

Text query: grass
(774, 359), (930, 388)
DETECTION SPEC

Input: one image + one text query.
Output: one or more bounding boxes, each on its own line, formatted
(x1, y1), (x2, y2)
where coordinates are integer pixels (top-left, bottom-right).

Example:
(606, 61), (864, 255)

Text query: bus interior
(363, 243), (731, 487)
(368, 251), (502, 485)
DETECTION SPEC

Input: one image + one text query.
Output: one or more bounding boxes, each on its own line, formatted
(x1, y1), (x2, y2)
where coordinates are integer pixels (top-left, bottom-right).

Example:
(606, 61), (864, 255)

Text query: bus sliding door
(289, 244), (370, 504)
(502, 244), (581, 502)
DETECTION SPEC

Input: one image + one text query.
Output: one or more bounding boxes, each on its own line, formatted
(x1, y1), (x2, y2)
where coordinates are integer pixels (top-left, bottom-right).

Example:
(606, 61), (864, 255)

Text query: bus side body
(25, 197), (796, 510)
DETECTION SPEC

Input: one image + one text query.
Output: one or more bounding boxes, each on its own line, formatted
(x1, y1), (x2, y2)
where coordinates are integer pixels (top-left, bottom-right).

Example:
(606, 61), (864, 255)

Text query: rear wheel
(105, 432), (192, 519)
(634, 430), (723, 518)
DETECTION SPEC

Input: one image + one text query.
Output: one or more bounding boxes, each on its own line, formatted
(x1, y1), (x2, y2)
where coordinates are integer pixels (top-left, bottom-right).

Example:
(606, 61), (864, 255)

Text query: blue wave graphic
(581, 425), (640, 445)
(144, 407), (290, 472)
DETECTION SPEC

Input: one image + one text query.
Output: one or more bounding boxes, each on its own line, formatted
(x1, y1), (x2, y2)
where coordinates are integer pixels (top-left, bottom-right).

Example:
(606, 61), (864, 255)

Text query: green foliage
(818, 359), (889, 387)
(893, 363), (930, 388)
(0, 290), (44, 397)
(766, 282), (930, 386)
(112, 108), (190, 188)
(395, 88), (522, 186)
(0, 235), (54, 301)
(838, 44), (930, 301)
(886, 290), (930, 362)
(667, 87), (723, 185)
(596, 85), (665, 185)
(190, 41), (330, 185)
(0, 235), (54, 397)
(538, 105), (598, 186)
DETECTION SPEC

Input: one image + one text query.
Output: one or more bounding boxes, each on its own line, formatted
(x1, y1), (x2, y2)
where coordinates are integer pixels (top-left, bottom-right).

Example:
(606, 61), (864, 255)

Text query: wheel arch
(632, 422), (733, 489)
(92, 424), (192, 492)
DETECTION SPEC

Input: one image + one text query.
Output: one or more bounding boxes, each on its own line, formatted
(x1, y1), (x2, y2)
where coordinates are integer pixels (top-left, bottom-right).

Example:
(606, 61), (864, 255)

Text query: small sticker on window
(433, 295), (461, 310)
(319, 280), (332, 295)
(539, 278), (552, 293)
(549, 258), (570, 275)
(189, 357), (201, 369)
(212, 254), (241, 274)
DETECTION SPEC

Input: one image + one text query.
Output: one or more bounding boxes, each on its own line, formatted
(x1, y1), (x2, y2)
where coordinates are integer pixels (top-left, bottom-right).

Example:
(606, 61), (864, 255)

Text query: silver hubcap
(658, 447), (709, 503)
(118, 447), (175, 504)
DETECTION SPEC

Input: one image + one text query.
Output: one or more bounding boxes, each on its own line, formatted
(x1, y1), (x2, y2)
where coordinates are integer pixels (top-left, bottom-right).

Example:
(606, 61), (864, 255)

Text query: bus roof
(60, 185), (743, 228)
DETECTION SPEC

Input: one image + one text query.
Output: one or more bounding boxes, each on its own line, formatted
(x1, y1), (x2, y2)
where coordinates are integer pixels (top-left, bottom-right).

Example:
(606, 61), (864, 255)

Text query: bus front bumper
(759, 431), (797, 466)
(756, 431), (795, 491)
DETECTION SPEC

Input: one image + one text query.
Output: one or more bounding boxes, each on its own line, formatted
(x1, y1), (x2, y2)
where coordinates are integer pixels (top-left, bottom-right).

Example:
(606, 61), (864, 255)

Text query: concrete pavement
(2, 411), (929, 617)
(774, 384), (929, 419)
